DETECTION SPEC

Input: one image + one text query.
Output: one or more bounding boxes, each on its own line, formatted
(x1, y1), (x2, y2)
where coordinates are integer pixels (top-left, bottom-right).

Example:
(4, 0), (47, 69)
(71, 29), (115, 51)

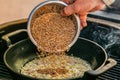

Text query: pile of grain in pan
(31, 12), (76, 53)
(20, 54), (92, 79)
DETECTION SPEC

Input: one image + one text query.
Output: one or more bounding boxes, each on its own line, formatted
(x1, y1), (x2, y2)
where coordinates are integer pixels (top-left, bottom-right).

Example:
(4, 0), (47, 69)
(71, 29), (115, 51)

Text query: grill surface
(0, 62), (12, 80)
(0, 18), (120, 80)
(97, 56), (120, 80)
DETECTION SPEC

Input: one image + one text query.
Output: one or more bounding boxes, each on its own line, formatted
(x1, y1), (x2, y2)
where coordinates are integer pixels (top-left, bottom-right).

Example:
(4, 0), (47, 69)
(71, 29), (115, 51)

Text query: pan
(2, 29), (117, 80)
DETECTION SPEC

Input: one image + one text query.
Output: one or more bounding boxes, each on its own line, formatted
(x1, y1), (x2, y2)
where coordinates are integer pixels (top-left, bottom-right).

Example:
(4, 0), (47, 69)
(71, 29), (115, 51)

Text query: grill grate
(0, 55), (119, 80)
(96, 56), (120, 80)
(0, 62), (12, 80)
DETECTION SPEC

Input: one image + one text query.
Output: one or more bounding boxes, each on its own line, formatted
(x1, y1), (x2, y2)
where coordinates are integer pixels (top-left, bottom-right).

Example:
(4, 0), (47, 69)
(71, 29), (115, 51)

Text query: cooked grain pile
(31, 13), (76, 53)
(21, 54), (92, 79)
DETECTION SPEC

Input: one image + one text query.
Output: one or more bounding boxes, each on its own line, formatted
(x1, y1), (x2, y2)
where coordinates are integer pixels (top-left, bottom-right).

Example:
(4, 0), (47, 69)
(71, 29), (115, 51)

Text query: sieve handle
(86, 58), (117, 76)
(2, 29), (27, 47)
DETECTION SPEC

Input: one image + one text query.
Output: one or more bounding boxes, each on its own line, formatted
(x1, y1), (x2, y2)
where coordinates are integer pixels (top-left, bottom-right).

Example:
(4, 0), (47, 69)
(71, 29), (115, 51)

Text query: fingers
(90, 3), (105, 12)
(62, 0), (91, 16)
(60, 0), (105, 30)
(79, 13), (88, 28)
(61, 0), (72, 4)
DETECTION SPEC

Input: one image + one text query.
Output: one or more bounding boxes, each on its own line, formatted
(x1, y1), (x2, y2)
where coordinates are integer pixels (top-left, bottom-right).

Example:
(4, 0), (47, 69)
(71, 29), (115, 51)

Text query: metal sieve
(27, 0), (81, 53)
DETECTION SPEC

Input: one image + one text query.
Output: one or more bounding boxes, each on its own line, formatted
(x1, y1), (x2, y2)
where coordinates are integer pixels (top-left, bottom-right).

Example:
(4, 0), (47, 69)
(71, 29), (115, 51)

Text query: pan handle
(86, 58), (117, 76)
(2, 29), (27, 47)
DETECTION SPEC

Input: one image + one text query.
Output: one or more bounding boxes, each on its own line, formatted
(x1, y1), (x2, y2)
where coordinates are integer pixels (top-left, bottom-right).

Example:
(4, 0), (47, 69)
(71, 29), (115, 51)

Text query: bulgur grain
(31, 13), (76, 53)
(20, 54), (92, 79)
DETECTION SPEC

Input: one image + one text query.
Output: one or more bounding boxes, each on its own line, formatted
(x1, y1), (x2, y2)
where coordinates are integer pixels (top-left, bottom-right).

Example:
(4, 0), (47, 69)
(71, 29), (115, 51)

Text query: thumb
(63, 4), (75, 16)
(62, 0), (82, 16)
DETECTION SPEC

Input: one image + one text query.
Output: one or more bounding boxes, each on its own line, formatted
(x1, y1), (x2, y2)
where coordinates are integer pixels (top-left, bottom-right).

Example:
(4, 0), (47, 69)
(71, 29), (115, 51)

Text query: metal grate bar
(110, 55), (119, 59)
(0, 70), (11, 75)
(0, 62), (12, 79)
(0, 74), (12, 79)
(108, 69), (120, 74)
(96, 78), (105, 80)
(97, 76), (113, 80)
(113, 67), (120, 71)
(97, 76), (119, 80)
(105, 71), (120, 77)
(0, 68), (9, 72)
(111, 66), (120, 71)
(103, 73), (120, 79)
(98, 74), (119, 80)
(114, 59), (120, 62)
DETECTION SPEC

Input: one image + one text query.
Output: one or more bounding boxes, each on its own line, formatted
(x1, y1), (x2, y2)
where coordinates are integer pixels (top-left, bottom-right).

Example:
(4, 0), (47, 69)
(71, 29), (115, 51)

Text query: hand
(61, 0), (105, 29)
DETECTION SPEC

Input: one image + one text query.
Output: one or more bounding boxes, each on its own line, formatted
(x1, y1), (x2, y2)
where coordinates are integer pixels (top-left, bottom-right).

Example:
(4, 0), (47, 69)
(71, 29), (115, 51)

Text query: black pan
(2, 30), (117, 80)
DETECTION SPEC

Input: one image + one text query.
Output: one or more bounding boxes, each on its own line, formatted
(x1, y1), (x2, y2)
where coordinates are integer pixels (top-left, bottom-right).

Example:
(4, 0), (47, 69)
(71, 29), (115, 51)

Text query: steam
(104, 30), (120, 49)
(80, 23), (120, 56)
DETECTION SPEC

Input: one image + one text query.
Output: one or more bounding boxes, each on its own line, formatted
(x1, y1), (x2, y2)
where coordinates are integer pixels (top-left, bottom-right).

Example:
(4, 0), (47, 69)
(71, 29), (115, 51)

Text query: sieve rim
(27, 0), (81, 53)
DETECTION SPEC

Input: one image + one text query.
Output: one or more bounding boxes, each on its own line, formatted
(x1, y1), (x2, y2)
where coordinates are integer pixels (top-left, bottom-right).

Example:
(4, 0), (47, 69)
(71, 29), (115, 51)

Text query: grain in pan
(21, 54), (92, 79)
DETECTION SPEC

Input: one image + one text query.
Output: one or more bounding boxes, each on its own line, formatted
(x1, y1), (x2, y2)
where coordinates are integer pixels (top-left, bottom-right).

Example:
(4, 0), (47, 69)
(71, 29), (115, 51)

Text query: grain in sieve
(27, 0), (81, 53)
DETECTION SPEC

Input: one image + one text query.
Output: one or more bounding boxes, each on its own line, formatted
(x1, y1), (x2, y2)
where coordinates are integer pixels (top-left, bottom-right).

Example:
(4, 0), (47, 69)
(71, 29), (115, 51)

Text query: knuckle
(72, 4), (80, 13)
